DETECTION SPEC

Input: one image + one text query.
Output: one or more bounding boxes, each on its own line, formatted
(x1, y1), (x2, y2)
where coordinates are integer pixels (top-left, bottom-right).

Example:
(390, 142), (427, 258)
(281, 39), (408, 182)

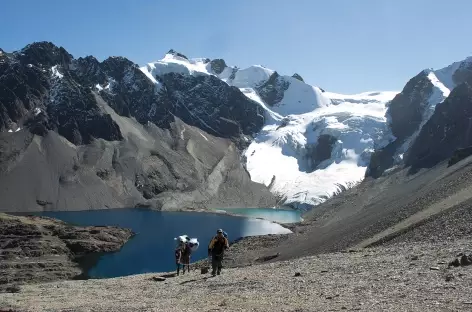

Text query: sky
(1, 0), (471, 94)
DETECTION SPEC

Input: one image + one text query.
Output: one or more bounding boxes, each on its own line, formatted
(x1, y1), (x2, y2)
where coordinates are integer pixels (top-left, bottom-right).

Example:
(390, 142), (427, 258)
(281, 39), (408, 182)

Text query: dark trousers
(211, 254), (223, 275)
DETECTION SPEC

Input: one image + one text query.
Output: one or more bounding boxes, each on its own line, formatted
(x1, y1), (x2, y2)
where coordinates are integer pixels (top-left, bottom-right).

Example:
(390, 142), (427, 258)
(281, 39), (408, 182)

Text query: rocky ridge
(0, 42), (276, 212)
(368, 57), (472, 178)
(0, 213), (134, 292)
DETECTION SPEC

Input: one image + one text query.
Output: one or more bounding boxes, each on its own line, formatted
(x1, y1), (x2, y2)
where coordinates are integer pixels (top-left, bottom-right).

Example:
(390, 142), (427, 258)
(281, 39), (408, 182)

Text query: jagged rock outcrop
(387, 71), (434, 142)
(405, 82), (472, 169)
(255, 72), (290, 106)
(305, 134), (337, 172)
(0, 213), (134, 291)
(448, 146), (472, 166)
(452, 59), (472, 86)
(366, 71), (435, 178)
(292, 73), (304, 82)
(1, 42), (266, 147)
(210, 59), (227, 75)
(368, 57), (472, 177)
(166, 49), (188, 60)
(0, 42), (123, 145)
(159, 72), (264, 146)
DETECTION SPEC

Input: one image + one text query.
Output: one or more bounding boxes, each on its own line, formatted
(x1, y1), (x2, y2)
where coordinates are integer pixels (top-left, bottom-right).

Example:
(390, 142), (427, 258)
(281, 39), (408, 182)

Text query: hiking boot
(211, 270), (216, 276)
(217, 271), (221, 275)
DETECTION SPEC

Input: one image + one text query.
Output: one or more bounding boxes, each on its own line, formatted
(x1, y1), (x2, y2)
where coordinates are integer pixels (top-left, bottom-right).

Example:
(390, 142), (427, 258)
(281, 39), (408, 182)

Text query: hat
(216, 229), (223, 233)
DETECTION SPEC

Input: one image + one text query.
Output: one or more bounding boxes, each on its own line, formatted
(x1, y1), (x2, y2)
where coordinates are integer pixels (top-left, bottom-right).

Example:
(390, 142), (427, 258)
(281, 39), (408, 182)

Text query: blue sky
(1, 0), (471, 93)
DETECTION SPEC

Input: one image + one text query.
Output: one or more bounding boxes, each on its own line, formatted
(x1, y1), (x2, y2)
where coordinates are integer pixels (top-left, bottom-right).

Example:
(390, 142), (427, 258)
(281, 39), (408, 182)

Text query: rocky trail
(1, 238), (472, 311)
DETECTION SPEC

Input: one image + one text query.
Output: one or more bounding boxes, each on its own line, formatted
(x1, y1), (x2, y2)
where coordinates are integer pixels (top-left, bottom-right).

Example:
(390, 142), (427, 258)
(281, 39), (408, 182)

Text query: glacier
(140, 51), (400, 210)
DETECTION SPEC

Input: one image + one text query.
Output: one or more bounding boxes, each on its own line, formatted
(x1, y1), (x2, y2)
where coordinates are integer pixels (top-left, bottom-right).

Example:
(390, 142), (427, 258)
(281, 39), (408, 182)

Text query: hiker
(175, 241), (184, 275)
(207, 229), (229, 276)
(181, 241), (192, 274)
(174, 235), (200, 275)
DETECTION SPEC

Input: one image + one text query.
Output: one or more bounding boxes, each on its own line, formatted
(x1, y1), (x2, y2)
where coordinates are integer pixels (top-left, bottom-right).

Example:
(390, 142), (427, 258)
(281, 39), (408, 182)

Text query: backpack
(210, 236), (228, 255)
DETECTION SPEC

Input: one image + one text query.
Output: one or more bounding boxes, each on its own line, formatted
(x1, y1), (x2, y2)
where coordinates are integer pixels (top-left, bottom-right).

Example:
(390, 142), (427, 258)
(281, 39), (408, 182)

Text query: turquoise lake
(27, 208), (300, 279)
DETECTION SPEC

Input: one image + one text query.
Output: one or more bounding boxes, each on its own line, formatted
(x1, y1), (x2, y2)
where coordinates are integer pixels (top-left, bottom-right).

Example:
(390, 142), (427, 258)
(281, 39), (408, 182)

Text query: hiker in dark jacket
(207, 229), (229, 276)
(181, 242), (192, 274)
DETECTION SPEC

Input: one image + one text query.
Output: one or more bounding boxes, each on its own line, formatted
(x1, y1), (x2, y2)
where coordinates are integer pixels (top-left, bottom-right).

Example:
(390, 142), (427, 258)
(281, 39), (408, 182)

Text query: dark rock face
(366, 71), (436, 178)
(167, 49), (188, 60)
(159, 73), (264, 144)
(1, 42), (265, 148)
(47, 75), (123, 145)
(0, 55), (50, 131)
(305, 134), (337, 172)
(0, 42), (123, 145)
(255, 72), (290, 106)
(405, 82), (472, 169)
(17, 42), (73, 68)
(70, 56), (108, 87)
(210, 59), (227, 75)
(292, 73), (304, 82)
(365, 140), (402, 178)
(0, 213), (134, 291)
(98, 56), (164, 122)
(386, 70), (433, 141)
(452, 60), (472, 86)
(448, 146), (472, 167)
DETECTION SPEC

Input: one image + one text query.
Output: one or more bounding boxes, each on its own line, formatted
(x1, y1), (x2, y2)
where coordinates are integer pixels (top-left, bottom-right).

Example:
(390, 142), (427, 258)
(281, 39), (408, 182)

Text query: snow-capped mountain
(141, 50), (398, 209)
(368, 56), (472, 177)
(0, 43), (276, 212)
(2, 42), (472, 212)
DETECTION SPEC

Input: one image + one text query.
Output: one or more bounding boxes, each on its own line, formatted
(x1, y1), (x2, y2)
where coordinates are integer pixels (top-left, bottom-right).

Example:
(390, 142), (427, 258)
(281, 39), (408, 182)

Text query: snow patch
(267, 76), (331, 116)
(33, 108), (41, 116)
(141, 53), (211, 80)
(199, 131), (209, 141)
(434, 56), (472, 91)
(227, 65), (274, 88)
(51, 65), (63, 79)
(240, 88), (283, 123)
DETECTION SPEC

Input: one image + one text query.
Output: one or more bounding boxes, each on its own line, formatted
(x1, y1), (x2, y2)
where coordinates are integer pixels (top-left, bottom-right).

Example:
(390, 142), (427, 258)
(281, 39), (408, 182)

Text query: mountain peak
(166, 49), (188, 60)
(18, 41), (73, 67)
(292, 73), (304, 82)
(209, 58), (227, 74)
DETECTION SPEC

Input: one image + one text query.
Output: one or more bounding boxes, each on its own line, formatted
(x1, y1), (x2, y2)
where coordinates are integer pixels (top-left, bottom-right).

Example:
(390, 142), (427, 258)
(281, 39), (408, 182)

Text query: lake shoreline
(10, 206), (300, 228)
(3, 207), (302, 287)
(11, 208), (297, 280)
(0, 213), (134, 293)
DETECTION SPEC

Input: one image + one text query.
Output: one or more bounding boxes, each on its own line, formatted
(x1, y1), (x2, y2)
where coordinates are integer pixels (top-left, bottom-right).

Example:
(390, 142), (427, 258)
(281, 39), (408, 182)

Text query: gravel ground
(375, 197), (472, 247)
(248, 158), (472, 262)
(1, 239), (472, 312)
